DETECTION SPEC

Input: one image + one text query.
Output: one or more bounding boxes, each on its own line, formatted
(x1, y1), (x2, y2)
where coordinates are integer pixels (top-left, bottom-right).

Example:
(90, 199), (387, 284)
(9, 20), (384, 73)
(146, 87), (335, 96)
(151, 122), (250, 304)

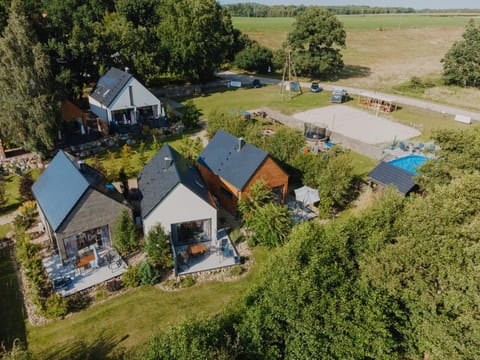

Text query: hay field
(232, 15), (480, 111)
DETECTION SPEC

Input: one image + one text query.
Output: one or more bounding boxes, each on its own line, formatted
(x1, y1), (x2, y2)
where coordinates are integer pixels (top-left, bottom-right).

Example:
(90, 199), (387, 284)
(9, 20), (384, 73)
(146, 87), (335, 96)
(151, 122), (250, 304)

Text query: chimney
(237, 137), (245, 152)
(124, 67), (130, 73)
(163, 156), (172, 170)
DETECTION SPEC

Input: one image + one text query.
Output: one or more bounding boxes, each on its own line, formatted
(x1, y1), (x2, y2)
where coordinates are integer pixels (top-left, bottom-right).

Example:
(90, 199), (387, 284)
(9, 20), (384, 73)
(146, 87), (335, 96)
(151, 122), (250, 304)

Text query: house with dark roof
(32, 150), (130, 263)
(138, 144), (238, 275)
(88, 67), (161, 131)
(368, 161), (418, 195)
(197, 130), (289, 214)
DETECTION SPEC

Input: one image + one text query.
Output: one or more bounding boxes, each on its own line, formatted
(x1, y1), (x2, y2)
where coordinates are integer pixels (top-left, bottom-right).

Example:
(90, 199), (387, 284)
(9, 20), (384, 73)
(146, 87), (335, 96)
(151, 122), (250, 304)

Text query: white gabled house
(88, 67), (161, 130)
(138, 144), (237, 275)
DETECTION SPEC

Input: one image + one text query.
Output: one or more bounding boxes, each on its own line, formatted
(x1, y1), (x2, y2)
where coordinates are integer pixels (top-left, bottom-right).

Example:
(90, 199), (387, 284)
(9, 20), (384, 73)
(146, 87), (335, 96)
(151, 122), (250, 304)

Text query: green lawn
(27, 247), (271, 359)
(193, 85), (331, 116)
(1, 174), (21, 215)
(0, 246), (27, 350)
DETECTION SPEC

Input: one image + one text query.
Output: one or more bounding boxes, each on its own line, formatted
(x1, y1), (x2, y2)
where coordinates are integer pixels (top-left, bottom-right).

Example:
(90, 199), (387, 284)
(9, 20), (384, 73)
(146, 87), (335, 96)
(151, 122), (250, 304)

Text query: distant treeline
(223, 4), (416, 17)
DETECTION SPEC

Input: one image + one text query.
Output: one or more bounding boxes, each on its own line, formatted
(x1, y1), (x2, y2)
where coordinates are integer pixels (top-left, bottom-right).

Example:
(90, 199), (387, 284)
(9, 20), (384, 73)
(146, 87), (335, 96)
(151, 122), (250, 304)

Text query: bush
(179, 276), (195, 288)
(43, 293), (68, 319)
(66, 293), (92, 313)
(229, 265), (244, 277)
(113, 209), (138, 257)
(139, 261), (160, 285)
(144, 224), (173, 271)
(122, 265), (141, 288)
(234, 42), (273, 73)
(106, 279), (123, 292)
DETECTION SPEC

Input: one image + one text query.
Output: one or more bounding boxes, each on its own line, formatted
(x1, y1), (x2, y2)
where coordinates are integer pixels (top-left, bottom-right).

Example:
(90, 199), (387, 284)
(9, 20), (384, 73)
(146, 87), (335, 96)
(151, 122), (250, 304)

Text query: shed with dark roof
(197, 130), (288, 214)
(88, 67), (161, 130)
(32, 150), (130, 262)
(138, 144), (217, 242)
(368, 161), (418, 195)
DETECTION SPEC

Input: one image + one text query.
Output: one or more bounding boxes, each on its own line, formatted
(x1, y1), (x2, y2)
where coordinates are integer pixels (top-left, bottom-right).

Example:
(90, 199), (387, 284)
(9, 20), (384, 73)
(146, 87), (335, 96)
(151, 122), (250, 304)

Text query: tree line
(224, 4), (415, 17)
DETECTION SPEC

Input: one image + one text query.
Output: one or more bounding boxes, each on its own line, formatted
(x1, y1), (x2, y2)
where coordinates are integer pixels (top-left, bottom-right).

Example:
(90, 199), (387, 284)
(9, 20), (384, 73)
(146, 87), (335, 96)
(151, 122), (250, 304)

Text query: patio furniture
(76, 253), (95, 268)
(187, 243), (207, 257)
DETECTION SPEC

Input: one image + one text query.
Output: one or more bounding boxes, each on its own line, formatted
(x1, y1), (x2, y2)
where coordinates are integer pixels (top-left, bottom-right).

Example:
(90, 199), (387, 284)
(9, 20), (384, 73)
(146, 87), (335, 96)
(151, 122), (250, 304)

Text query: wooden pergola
(358, 92), (398, 113)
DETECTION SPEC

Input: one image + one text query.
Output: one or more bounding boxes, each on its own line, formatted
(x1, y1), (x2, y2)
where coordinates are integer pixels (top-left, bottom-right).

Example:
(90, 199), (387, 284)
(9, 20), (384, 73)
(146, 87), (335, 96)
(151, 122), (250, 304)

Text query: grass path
(27, 247), (270, 359)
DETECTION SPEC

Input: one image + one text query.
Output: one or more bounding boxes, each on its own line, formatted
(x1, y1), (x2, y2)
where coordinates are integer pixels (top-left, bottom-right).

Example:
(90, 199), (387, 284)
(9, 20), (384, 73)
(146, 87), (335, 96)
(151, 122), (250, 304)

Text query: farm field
(232, 15), (480, 111)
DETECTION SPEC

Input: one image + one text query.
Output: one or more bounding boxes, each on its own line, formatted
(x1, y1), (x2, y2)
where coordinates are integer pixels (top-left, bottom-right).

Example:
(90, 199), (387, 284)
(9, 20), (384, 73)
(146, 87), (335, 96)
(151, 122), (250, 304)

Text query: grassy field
(0, 245), (27, 351)
(193, 86), (331, 115)
(232, 15), (480, 111)
(27, 247), (270, 359)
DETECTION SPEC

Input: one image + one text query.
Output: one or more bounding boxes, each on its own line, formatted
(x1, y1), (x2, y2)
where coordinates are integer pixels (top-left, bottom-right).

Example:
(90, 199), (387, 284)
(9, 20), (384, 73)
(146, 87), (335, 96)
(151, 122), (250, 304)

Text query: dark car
(252, 79), (261, 88)
(330, 89), (349, 103)
(53, 276), (73, 290)
(310, 82), (322, 93)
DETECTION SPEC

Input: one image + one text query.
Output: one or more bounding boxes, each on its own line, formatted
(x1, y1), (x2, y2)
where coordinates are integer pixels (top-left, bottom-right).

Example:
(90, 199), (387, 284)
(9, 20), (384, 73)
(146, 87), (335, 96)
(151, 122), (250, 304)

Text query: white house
(88, 67), (161, 129)
(138, 143), (217, 242)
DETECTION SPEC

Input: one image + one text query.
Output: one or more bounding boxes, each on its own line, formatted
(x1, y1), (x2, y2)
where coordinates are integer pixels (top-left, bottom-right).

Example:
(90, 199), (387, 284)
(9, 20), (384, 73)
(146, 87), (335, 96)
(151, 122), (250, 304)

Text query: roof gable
(89, 67), (132, 107)
(368, 161), (416, 195)
(198, 130), (268, 190)
(32, 151), (124, 231)
(138, 144), (212, 218)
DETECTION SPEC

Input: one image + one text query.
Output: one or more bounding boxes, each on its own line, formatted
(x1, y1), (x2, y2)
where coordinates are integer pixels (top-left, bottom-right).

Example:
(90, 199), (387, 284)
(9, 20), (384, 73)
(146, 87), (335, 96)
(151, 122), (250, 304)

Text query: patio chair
(399, 142), (406, 151)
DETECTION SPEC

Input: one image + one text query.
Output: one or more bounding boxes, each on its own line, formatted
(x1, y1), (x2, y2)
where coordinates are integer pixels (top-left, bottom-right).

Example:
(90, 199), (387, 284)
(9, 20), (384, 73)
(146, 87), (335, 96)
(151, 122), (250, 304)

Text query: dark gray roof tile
(198, 130), (267, 190)
(89, 67), (132, 107)
(138, 144), (212, 218)
(368, 161), (416, 195)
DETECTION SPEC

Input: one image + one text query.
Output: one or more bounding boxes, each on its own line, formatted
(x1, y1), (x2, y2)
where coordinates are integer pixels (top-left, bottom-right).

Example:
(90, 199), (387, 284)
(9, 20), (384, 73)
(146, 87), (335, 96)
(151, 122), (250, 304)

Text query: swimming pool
(388, 155), (428, 175)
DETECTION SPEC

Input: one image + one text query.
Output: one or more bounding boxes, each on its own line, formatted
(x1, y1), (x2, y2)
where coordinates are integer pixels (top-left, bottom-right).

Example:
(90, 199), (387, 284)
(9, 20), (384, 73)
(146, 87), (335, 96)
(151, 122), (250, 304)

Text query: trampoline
(388, 155), (428, 175)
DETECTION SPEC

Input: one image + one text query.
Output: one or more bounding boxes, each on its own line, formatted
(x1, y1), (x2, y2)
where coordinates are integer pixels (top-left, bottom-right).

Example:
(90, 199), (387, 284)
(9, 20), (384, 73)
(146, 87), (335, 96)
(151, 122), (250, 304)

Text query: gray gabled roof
(32, 150), (124, 231)
(138, 144), (213, 218)
(368, 161), (417, 195)
(197, 130), (268, 190)
(89, 67), (132, 107)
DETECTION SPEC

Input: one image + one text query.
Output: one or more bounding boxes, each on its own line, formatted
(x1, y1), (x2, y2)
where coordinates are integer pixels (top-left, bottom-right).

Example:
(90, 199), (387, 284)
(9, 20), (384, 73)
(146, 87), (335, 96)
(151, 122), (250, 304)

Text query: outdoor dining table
(187, 243), (207, 256)
(76, 252), (95, 268)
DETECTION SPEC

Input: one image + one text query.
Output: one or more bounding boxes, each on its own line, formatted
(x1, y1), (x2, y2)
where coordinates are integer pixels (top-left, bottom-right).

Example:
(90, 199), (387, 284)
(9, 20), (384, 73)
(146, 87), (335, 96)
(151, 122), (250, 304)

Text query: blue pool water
(388, 155), (428, 175)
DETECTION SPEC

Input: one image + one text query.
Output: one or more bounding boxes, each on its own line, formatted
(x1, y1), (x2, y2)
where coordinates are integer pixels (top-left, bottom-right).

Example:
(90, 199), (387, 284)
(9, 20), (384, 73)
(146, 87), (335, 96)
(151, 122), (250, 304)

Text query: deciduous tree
(287, 7), (346, 78)
(442, 19), (480, 87)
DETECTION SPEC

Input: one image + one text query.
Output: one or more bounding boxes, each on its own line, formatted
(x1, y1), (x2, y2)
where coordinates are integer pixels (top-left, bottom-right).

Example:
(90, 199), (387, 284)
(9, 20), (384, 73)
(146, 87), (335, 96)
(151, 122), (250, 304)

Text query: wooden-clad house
(197, 130), (289, 214)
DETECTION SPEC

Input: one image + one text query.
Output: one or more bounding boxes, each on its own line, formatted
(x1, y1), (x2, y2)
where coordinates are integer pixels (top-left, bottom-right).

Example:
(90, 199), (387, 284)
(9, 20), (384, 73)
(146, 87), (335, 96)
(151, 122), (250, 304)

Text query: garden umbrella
(294, 185), (319, 206)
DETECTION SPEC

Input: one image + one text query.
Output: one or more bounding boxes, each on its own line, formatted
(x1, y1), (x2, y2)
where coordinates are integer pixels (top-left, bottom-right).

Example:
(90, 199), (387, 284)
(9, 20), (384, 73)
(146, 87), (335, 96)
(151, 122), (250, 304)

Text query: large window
(63, 225), (110, 259)
(172, 219), (211, 245)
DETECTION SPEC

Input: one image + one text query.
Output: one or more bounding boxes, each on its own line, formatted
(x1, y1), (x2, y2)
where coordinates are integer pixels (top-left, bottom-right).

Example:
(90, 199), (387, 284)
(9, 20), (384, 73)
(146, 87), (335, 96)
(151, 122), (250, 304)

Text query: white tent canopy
(294, 185), (319, 205)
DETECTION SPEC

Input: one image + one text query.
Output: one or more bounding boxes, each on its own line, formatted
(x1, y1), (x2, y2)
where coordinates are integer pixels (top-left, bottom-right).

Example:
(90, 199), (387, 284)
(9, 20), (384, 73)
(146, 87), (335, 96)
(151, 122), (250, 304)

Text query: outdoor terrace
(175, 229), (240, 276)
(42, 247), (127, 297)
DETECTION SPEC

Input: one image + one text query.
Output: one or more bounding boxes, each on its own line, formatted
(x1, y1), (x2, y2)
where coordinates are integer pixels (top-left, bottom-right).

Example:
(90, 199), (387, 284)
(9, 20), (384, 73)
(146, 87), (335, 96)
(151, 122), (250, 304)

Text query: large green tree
(287, 7), (346, 78)
(442, 19), (480, 87)
(0, 1), (58, 156)
(157, 0), (234, 82)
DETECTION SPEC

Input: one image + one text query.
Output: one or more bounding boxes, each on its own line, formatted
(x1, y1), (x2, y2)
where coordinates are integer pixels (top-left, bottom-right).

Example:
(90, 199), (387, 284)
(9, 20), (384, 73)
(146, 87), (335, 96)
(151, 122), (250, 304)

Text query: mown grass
(1, 174), (21, 215)
(193, 85), (331, 116)
(27, 247), (270, 359)
(0, 246), (27, 350)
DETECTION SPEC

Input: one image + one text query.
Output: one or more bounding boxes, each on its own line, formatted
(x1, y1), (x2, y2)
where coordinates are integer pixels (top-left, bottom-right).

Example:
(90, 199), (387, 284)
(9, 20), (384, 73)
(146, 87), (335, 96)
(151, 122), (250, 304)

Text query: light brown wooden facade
(198, 156), (288, 214)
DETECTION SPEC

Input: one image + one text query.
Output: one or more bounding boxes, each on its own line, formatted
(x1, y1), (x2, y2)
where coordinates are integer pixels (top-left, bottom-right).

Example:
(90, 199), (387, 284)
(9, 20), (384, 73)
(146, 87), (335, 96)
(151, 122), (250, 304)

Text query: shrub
(229, 265), (244, 277)
(144, 224), (173, 270)
(113, 209), (138, 257)
(179, 276), (195, 288)
(106, 279), (123, 292)
(19, 173), (34, 202)
(122, 265), (141, 288)
(66, 293), (92, 313)
(139, 261), (160, 285)
(43, 293), (68, 319)
(234, 42), (273, 73)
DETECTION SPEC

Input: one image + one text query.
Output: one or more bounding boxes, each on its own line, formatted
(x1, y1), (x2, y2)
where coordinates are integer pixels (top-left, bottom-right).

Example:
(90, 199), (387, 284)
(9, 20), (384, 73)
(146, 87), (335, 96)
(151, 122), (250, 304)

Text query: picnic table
(187, 244), (207, 256)
(76, 252), (95, 268)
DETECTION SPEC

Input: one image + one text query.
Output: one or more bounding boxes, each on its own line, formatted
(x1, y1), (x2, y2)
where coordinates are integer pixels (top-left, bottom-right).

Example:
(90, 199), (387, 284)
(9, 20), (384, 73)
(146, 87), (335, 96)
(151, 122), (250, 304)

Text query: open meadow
(232, 15), (480, 111)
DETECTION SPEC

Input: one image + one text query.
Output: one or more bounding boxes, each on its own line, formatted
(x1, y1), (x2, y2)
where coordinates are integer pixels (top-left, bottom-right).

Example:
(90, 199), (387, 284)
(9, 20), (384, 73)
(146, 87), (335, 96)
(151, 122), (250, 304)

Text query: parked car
(53, 276), (73, 290)
(330, 89), (349, 103)
(252, 79), (261, 88)
(310, 82), (322, 93)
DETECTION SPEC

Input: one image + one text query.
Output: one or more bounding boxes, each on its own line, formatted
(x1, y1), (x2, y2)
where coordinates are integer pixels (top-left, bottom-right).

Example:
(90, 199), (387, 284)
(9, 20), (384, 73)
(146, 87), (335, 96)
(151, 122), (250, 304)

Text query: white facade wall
(88, 96), (111, 122)
(143, 184), (217, 243)
(110, 78), (161, 117)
